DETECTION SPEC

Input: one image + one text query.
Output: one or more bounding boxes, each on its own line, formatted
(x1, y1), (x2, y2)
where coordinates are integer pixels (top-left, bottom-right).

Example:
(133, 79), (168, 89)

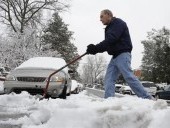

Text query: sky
(0, 82), (170, 128)
(62, 0), (170, 69)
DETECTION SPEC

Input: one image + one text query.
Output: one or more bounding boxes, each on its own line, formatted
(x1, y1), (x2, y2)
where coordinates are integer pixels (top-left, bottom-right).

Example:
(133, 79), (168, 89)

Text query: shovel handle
(43, 52), (87, 98)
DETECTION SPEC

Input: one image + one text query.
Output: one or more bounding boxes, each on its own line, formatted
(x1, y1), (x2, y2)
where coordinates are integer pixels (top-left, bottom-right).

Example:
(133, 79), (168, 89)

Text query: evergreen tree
(141, 27), (170, 83)
(42, 12), (80, 80)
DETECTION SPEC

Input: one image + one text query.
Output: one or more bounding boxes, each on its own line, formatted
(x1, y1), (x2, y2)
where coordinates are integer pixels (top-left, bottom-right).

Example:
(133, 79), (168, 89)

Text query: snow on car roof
(16, 57), (68, 71)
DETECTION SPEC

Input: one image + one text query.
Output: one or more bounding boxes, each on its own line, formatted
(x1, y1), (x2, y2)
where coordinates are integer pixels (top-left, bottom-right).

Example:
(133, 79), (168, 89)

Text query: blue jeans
(104, 52), (152, 99)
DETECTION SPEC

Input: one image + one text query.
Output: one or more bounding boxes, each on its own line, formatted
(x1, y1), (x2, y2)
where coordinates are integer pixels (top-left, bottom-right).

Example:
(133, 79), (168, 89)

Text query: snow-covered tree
(0, 0), (70, 69)
(0, 28), (60, 69)
(141, 27), (170, 83)
(81, 55), (107, 85)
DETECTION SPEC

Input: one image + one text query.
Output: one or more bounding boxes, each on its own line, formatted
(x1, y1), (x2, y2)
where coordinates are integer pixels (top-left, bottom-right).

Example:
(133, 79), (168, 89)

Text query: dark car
(155, 85), (170, 100)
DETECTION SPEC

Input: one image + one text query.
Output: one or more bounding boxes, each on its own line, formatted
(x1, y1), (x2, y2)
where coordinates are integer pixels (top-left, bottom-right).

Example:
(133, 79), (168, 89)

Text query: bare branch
(6, 0), (17, 32)
(9, 1), (21, 23)
(0, 5), (8, 12)
(0, 0), (70, 33)
(24, 2), (46, 24)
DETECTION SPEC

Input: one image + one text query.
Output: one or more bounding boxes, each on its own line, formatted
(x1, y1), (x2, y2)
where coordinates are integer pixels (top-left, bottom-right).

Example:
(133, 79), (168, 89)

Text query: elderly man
(86, 9), (154, 100)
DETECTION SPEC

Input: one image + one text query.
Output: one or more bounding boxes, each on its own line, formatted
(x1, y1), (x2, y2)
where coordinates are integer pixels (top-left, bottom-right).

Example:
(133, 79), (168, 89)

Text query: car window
(164, 86), (170, 91)
(142, 83), (156, 88)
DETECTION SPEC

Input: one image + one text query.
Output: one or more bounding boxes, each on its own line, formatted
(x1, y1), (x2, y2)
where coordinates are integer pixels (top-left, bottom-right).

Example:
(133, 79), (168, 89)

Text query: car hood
(9, 68), (58, 77)
(156, 90), (165, 93)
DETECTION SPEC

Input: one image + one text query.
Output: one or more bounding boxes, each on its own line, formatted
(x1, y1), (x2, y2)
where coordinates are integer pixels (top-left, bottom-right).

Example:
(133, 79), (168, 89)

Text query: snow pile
(0, 91), (169, 128)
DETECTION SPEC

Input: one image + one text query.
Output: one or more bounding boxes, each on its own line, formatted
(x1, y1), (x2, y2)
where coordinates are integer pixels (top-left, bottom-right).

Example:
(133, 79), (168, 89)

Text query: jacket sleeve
(96, 21), (126, 53)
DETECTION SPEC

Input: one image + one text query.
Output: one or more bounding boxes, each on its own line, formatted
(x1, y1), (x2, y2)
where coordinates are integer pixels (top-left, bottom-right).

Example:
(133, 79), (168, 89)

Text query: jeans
(104, 52), (152, 99)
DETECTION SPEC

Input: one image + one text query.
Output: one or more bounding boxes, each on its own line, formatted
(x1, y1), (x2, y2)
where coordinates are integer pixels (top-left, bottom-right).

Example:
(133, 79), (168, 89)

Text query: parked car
(3, 57), (72, 99)
(71, 80), (79, 94)
(115, 84), (123, 93)
(78, 83), (84, 91)
(92, 83), (104, 90)
(85, 84), (93, 88)
(119, 81), (157, 96)
(155, 85), (170, 100)
(141, 81), (157, 96)
(119, 84), (135, 95)
(155, 83), (167, 90)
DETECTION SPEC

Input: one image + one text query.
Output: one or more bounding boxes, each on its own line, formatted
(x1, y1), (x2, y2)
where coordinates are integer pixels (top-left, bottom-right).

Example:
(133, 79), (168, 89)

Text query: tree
(81, 55), (107, 85)
(0, 0), (69, 33)
(0, 28), (60, 69)
(0, 0), (71, 70)
(141, 27), (170, 83)
(41, 12), (80, 79)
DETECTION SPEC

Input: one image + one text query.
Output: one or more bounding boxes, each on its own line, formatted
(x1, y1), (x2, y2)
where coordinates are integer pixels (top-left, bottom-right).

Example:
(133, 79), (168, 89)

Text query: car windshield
(142, 83), (156, 87)
(164, 86), (170, 91)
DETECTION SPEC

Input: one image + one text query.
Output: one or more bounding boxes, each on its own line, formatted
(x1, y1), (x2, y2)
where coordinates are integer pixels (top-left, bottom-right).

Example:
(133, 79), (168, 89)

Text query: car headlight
(50, 76), (64, 82)
(5, 75), (16, 81)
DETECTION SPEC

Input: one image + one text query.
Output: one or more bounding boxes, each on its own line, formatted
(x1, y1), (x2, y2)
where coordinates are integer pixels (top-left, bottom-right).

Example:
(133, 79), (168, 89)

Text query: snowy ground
(0, 81), (170, 128)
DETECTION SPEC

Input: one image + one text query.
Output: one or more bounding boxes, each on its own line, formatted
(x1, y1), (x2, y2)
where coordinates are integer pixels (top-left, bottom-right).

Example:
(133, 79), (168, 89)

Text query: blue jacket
(96, 17), (132, 58)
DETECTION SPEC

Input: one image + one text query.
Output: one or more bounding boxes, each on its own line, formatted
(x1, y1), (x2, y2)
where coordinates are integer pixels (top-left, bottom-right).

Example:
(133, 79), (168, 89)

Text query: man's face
(100, 11), (111, 25)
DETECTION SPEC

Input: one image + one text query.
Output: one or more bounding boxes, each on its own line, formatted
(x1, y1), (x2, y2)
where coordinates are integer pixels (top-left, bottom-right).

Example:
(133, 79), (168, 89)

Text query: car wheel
(59, 85), (67, 99)
(67, 87), (71, 96)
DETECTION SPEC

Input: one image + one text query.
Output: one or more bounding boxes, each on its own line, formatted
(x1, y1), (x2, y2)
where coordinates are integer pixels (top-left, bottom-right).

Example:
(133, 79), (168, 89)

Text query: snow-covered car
(120, 81), (157, 96)
(119, 85), (135, 95)
(141, 81), (157, 96)
(78, 82), (84, 91)
(155, 83), (167, 90)
(71, 80), (79, 94)
(92, 84), (104, 90)
(3, 57), (72, 99)
(115, 84), (123, 93)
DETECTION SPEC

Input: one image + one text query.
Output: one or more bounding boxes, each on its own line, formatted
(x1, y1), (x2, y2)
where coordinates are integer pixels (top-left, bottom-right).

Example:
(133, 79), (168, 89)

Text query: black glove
(86, 44), (98, 55)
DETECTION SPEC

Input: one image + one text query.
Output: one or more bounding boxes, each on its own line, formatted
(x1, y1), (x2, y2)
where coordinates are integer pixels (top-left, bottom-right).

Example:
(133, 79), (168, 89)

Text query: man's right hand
(86, 44), (98, 55)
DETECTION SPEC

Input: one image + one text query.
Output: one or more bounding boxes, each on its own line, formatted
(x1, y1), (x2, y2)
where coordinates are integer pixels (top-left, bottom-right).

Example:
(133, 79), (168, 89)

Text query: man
(86, 9), (153, 99)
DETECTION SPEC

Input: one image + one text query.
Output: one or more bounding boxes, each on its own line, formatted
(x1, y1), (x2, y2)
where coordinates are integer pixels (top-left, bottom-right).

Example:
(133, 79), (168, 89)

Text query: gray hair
(101, 9), (113, 17)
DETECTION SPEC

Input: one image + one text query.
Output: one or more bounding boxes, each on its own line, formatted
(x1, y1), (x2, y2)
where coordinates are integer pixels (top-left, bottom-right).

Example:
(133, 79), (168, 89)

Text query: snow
(0, 89), (170, 128)
(71, 80), (78, 91)
(16, 57), (68, 72)
(0, 81), (4, 93)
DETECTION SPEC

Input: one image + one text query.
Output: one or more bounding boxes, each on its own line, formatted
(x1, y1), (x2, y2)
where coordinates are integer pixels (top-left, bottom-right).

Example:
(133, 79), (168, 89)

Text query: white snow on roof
(16, 57), (68, 71)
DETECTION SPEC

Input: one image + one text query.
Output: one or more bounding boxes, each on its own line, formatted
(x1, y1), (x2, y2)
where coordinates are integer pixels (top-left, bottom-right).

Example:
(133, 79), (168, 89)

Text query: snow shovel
(40, 52), (87, 99)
